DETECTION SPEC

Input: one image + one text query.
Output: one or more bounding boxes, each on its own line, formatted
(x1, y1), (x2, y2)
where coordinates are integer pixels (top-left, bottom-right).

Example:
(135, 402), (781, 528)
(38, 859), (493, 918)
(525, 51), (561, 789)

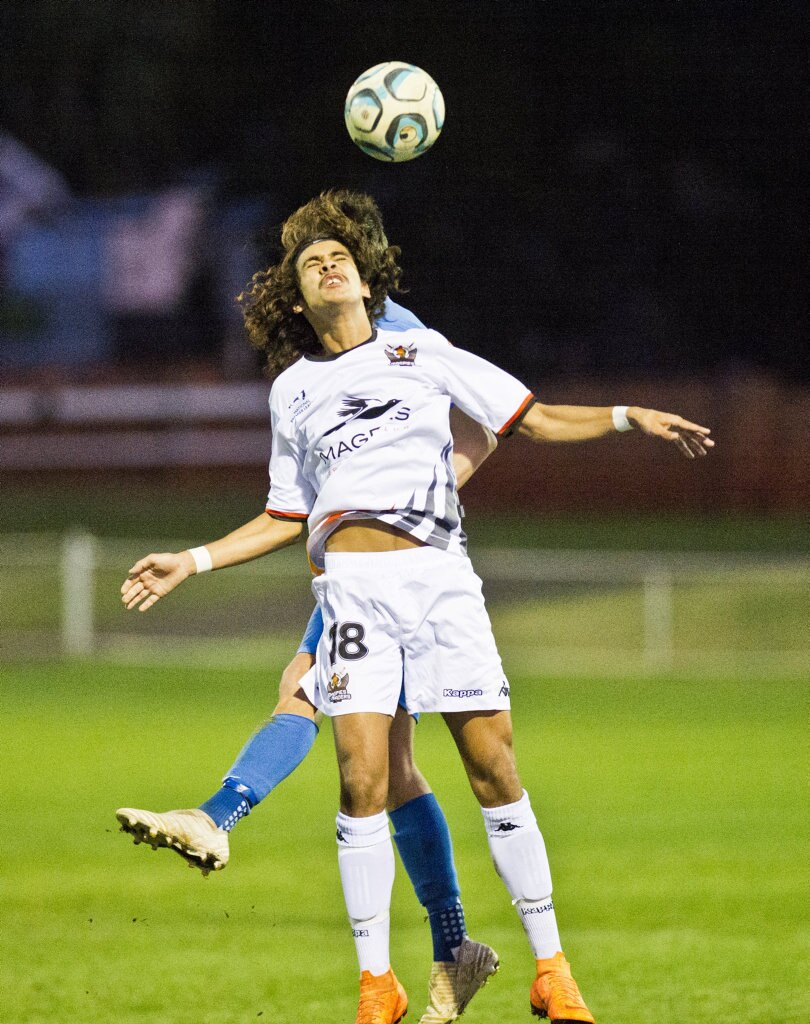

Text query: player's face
(294, 239), (370, 315)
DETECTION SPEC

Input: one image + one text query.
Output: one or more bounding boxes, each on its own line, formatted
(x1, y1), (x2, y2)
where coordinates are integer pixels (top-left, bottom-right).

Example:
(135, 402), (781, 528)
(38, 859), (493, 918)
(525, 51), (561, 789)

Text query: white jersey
(266, 326), (534, 571)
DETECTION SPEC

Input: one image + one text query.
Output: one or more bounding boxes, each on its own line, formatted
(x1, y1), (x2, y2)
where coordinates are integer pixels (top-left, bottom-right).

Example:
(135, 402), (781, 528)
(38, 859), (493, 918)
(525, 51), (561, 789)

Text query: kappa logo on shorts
(499, 682), (510, 697)
(384, 341), (417, 365)
(443, 687), (484, 699)
(327, 667), (352, 703)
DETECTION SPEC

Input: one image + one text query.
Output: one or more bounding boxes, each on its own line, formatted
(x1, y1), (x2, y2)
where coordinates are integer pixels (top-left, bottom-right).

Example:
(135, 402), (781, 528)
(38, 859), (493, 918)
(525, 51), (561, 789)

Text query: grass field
(1, 659), (807, 1023)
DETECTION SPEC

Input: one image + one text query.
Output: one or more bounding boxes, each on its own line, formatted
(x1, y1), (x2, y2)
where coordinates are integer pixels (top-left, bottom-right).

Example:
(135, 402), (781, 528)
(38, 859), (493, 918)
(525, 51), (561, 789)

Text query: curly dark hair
(238, 190), (404, 378)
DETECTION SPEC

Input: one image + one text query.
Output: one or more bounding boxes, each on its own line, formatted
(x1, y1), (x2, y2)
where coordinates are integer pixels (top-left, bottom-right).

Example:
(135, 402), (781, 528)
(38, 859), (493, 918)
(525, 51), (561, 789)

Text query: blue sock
(199, 714), (318, 831)
(199, 787), (250, 832)
(389, 792), (467, 962)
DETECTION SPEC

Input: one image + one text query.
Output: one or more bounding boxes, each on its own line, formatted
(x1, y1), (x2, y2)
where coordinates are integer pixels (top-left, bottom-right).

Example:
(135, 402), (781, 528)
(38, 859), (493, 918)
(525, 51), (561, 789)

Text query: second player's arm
(450, 406), (498, 486)
(121, 513), (303, 612)
(518, 402), (714, 458)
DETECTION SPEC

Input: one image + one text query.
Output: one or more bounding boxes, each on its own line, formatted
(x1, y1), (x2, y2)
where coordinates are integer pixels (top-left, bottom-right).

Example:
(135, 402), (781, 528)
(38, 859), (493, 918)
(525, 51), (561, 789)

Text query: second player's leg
(116, 649), (321, 873)
(386, 706), (430, 811)
(275, 650), (322, 722)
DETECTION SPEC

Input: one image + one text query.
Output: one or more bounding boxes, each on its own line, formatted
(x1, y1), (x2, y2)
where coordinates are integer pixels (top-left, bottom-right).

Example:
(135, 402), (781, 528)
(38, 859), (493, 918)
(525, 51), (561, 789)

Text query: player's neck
(312, 304), (374, 355)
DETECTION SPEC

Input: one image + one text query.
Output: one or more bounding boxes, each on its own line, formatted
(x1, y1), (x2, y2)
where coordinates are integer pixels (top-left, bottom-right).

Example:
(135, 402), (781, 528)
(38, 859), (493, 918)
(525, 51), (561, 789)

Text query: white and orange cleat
(356, 967), (408, 1024)
(529, 952), (595, 1023)
(116, 807), (229, 876)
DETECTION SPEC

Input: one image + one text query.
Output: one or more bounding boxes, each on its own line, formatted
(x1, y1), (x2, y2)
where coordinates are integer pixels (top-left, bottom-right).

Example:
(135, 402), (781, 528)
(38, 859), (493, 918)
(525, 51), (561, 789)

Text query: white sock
(336, 810), (395, 976)
(482, 790), (562, 959)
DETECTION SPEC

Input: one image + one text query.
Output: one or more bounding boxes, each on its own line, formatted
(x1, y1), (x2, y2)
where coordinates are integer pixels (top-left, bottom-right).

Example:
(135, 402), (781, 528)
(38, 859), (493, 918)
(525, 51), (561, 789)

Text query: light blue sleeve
(296, 604), (324, 655)
(378, 296), (426, 332)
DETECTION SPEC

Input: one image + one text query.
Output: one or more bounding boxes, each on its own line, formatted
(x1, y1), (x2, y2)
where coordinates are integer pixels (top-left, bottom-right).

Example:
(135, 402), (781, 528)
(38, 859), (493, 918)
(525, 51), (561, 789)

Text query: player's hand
(121, 552), (193, 612)
(630, 408), (715, 458)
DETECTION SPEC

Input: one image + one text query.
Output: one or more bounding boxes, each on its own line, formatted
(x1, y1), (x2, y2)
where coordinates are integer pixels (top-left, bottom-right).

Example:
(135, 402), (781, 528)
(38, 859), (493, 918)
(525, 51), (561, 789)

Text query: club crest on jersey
(327, 668), (351, 703)
(385, 341), (417, 366)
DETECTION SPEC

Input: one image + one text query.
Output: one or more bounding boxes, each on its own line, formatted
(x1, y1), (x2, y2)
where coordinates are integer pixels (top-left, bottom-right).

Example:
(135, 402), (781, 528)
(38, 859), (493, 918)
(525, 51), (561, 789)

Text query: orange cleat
(356, 967), (409, 1024)
(529, 953), (595, 1023)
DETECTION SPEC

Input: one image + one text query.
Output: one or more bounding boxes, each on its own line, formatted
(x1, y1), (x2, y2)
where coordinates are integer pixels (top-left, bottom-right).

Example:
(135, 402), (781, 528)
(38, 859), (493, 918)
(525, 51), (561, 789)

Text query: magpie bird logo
(385, 341), (417, 365)
(322, 396), (403, 436)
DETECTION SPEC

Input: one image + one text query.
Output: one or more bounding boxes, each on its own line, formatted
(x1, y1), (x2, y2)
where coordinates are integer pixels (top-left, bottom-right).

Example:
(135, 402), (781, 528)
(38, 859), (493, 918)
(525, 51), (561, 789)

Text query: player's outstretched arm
(518, 402), (714, 458)
(121, 513), (303, 612)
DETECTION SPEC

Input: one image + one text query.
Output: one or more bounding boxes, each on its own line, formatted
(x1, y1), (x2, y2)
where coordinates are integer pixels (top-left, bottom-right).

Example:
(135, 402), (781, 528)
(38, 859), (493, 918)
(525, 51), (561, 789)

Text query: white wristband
(612, 406), (633, 432)
(188, 546), (213, 573)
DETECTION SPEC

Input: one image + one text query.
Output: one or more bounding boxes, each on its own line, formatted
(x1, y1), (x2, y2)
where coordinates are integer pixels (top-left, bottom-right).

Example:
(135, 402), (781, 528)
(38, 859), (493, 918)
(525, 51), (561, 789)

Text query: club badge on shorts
(327, 667), (352, 703)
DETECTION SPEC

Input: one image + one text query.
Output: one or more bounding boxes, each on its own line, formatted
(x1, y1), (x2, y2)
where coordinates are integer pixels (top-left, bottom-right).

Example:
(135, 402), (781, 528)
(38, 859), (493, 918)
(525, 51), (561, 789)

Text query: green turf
(1, 661), (807, 1023)
(2, 483), (808, 551)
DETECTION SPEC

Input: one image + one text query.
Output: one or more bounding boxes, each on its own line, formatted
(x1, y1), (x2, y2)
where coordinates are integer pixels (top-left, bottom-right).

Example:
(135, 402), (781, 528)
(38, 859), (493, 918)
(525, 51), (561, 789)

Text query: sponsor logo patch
(443, 687), (484, 699)
(499, 682), (510, 697)
(495, 821), (521, 832)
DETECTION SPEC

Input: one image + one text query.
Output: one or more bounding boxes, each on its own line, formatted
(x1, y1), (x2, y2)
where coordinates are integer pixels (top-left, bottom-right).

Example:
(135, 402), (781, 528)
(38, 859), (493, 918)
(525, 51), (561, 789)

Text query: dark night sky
(0, 0), (805, 381)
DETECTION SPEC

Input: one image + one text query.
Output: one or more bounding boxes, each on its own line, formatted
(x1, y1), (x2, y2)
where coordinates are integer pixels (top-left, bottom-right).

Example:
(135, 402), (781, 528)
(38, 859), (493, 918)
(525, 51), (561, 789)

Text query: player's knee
(339, 758), (388, 815)
(278, 652), (315, 703)
(466, 748), (522, 806)
(273, 689), (318, 720)
(340, 780), (388, 817)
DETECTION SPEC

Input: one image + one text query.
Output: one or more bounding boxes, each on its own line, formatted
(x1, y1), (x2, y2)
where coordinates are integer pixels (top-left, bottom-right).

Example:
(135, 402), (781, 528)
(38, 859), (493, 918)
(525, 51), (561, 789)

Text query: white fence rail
(1, 532), (807, 676)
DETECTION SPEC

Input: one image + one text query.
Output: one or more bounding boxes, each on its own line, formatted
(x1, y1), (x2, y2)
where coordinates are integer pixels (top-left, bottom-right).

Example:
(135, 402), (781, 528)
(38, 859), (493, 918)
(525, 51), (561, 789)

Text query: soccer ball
(344, 62), (444, 162)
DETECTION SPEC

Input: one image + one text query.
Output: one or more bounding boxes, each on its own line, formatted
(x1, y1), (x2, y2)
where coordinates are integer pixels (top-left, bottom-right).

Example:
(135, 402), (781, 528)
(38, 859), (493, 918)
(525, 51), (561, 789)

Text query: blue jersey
(377, 296), (426, 332)
(296, 604), (324, 655)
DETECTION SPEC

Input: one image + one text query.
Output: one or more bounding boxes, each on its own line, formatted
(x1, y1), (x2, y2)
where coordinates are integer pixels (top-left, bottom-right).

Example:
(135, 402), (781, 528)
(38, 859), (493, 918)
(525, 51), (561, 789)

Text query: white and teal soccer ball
(344, 62), (445, 162)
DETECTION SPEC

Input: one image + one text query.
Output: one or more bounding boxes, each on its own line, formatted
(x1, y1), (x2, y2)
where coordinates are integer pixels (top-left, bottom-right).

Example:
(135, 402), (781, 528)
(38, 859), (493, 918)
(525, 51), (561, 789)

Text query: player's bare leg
(444, 710), (595, 1023)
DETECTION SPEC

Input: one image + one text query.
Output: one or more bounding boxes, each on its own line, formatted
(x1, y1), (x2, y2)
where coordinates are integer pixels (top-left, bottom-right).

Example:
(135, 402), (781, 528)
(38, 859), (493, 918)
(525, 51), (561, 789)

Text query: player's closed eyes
(304, 252), (350, 269)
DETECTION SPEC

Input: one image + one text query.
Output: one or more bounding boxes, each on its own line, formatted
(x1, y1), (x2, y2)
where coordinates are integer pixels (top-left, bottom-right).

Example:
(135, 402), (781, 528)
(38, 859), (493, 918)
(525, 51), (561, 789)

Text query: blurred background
(0, 0), (807, 672)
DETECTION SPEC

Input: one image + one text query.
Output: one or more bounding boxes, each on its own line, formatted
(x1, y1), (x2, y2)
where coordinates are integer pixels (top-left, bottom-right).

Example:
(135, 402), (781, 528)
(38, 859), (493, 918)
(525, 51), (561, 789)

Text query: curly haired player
(118, 322), (501, 1024)
(121, 190), (713, 1024)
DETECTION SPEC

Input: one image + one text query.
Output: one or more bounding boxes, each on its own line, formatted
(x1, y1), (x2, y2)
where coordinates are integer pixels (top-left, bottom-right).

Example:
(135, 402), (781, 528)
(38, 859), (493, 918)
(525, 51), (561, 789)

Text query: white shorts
(310, 546), (511, 717)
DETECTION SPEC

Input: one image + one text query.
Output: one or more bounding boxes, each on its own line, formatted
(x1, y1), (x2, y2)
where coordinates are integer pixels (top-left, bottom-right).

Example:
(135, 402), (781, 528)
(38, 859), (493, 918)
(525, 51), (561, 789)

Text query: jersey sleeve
(265, 387), (316, 521)
(427, 331), (535, 436)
